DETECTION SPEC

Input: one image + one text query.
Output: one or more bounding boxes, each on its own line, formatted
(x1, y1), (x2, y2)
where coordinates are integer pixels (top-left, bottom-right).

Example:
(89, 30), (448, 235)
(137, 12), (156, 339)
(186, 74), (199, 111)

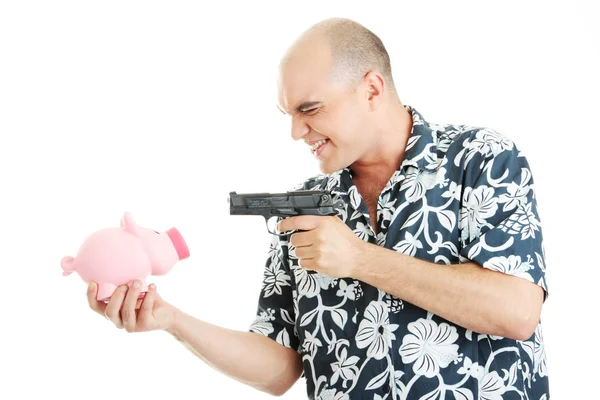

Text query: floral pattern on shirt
(249, 105), (549, 399)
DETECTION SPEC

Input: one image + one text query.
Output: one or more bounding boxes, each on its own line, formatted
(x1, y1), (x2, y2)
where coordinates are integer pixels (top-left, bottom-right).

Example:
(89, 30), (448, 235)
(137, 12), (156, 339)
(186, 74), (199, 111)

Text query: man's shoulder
(409, 106), (523, 159)
(431, 119), (523, 168)
(434, 120), (513, 147)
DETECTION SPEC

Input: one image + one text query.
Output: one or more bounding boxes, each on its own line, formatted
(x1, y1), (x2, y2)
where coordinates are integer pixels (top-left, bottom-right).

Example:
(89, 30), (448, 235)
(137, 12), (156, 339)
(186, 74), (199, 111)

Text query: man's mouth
(310, 139), (329, 155)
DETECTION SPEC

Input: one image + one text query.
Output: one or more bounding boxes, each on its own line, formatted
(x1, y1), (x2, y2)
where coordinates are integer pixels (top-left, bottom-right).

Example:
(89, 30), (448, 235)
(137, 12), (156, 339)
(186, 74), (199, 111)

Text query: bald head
(276, 19), (408, 175)
(281, 18), (395, 93)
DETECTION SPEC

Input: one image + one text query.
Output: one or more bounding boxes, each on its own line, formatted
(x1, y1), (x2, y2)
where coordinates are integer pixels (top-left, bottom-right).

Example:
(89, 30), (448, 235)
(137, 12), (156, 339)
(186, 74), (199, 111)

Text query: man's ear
(363, 71), (385, 110)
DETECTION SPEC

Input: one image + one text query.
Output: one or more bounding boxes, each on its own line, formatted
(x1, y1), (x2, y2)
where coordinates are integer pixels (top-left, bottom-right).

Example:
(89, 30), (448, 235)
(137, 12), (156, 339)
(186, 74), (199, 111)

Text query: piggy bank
(61, 212), (190, 301)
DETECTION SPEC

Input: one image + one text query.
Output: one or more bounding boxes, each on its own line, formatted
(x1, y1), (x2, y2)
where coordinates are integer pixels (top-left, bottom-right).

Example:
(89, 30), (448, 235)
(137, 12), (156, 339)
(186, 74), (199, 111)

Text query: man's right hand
(87, 280), (176, 333)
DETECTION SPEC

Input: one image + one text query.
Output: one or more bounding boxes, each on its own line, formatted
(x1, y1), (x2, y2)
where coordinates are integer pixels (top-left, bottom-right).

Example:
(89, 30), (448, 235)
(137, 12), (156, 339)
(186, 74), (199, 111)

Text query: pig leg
(137, 280), (149, 300)
(123, 280), (149, 300)
(97, 283), (118, 302)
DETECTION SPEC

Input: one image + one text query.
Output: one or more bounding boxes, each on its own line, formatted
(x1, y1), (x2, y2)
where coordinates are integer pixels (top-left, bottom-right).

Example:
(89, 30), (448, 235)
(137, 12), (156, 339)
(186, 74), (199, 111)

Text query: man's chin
(318, 160), (345, 175)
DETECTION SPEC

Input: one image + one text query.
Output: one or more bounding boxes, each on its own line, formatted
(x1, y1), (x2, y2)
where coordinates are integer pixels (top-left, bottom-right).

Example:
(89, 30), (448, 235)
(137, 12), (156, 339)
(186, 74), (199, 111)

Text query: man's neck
(350, 100), (413, 181)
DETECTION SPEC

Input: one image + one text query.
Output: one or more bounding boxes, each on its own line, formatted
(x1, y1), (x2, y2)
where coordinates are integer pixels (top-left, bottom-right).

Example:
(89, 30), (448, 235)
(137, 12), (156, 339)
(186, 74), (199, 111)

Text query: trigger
(276, 208), (298, 215)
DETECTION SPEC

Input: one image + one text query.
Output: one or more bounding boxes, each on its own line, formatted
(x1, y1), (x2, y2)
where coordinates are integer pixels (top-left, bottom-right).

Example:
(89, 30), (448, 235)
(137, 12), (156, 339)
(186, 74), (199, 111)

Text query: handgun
(228, 190), (345, 236)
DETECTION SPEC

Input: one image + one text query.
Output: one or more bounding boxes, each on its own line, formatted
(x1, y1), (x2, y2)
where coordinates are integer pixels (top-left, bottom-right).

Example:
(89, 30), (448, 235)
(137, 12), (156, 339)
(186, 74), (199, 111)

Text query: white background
(1, 1), (598, 399)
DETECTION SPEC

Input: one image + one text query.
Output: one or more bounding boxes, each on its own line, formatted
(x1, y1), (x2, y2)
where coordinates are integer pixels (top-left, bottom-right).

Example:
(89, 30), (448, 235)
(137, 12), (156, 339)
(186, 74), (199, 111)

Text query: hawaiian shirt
(248, 105), (550, 399)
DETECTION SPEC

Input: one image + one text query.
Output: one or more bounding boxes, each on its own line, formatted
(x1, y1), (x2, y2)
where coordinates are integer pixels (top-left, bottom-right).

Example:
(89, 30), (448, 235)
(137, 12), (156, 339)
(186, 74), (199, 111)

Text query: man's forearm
(165, 309), (303, 396)
(351, 243), (543, 340)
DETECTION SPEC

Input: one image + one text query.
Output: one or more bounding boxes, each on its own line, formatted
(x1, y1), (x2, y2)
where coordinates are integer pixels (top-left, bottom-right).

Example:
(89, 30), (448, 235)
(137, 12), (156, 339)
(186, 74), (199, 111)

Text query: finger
(294, 245), (315, 260)
(104, 285), (128, 328)
(122, 280), (142, 332)
(299, 258), (315, 271)
(87, 282), (107, 315)
(139, 283), (157, 324)
(278, 215), (321, 233)
(276, 216), (294, 233)
(290, 231), (313, 248)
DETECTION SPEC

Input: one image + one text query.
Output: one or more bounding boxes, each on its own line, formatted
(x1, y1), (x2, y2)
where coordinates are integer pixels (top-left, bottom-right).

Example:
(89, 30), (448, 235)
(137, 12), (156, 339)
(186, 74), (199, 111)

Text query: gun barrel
(228, 190), (342, 217)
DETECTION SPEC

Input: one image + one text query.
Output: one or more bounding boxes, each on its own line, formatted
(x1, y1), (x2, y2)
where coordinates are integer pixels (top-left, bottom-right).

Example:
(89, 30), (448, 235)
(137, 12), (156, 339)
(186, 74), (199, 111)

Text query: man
(87, 17), (549, 399)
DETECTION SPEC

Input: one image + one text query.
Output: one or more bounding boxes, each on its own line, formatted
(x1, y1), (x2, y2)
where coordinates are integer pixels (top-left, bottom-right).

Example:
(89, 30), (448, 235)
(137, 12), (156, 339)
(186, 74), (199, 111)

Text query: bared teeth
(310, 139), (327, 151)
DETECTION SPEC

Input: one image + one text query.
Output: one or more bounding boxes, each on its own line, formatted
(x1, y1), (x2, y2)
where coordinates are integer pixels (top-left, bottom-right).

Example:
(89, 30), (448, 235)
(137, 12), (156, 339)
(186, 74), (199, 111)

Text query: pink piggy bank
(61, 212), (190, 301)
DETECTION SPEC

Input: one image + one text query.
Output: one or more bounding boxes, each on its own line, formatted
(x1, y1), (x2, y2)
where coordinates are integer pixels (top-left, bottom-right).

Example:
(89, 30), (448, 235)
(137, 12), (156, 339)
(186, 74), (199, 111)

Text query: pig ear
(121, 212), (140, 236)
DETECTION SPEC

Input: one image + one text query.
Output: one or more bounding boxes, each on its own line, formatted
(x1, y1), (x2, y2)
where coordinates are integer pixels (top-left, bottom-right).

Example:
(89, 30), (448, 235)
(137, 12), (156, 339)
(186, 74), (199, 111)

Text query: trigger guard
(266, 216), (282, 236)
(265, 215), (297, 237)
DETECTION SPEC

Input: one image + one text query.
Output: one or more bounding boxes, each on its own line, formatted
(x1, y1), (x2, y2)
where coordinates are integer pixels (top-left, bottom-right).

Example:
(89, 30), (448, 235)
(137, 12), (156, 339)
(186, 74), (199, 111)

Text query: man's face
(277, 45), (371, 174)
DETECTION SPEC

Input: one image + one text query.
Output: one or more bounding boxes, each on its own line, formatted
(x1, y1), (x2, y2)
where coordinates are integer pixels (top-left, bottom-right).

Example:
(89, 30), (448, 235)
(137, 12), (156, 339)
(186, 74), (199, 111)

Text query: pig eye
(153, 230), (159, 234)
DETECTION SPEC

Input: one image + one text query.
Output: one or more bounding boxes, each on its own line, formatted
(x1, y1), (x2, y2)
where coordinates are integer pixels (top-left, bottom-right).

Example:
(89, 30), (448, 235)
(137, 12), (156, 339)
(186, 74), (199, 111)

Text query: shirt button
(384, 383), (391, 393)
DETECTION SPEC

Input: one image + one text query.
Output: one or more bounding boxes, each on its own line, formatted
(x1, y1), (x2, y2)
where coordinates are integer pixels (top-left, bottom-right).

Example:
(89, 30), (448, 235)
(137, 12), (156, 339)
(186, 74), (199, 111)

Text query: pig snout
(166, 228), (190, 261)
(148, 227), (190, 275)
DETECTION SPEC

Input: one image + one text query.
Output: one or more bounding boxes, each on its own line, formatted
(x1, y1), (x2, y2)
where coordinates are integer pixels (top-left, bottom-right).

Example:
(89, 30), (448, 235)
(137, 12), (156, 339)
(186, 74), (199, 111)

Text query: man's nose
(291, 117), (309, 141)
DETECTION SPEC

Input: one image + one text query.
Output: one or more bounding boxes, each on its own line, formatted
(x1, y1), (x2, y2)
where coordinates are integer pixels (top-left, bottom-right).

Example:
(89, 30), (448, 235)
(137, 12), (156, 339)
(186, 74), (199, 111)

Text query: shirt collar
(325, 105), (442, 196)
(399, 105), (442, 172)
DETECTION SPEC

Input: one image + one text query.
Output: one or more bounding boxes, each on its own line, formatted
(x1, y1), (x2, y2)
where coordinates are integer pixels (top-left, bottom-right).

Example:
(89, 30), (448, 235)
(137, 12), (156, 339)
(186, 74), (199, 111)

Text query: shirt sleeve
(458, 131), (549, 299)
(248, 226), (301, 352)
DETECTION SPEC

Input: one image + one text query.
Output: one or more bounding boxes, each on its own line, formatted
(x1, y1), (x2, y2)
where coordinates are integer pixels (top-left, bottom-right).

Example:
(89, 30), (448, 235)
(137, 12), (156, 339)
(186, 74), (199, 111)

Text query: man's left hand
(277, 215), (366, 278)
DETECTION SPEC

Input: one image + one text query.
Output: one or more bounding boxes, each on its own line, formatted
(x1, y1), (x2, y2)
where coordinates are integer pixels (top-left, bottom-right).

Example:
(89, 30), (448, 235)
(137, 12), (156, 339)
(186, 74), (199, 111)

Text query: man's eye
(303, 108), (318, 115)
